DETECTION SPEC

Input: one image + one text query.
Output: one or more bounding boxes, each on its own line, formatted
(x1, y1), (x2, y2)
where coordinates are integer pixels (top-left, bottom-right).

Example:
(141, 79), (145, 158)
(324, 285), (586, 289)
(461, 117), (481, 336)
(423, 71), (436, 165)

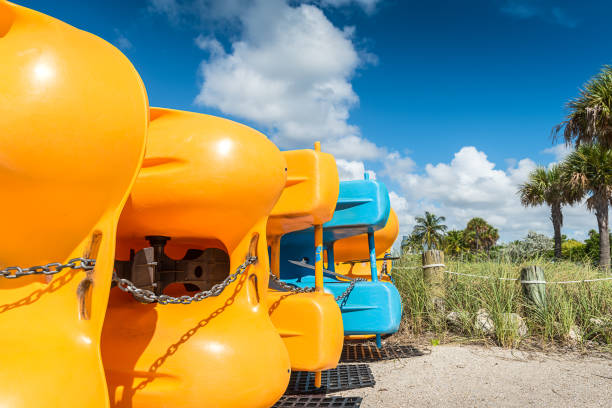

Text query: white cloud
(500, 1), (537, 18)
(150, 0), (400, 162)
(194, 35), (225, 56)
(389, 190), (415, 238)
(319, 0), (381, 13)
(498, 1), (578, 28)
(542, 143), (573, 162)
(193, 0), (386, 160)
(148, 0), (252, 26)
(148, 0), (180, 23)
(149, 0), (382, 24)
(325, 136), (385, 160)
(336, 159), (375, 181)
(402, 147), (531, 209)
(113, 29), (132, 50)
(551, 7), (578, 28)
(391, 146), (595, 242)
(148, 0), (594, 243)
(381, 151), (416, 177)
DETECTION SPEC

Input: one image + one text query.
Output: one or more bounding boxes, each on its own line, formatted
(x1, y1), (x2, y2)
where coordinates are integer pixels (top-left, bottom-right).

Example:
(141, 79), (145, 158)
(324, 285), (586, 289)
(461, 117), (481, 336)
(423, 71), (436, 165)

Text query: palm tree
(553, 65), (612, 148)
(464, 217), (499, 252)
(562, 144), (612, 270)
(412, 211), (447, 250)
(401, 234), (422, 255)
(443, 230), (466, 257)
(518, 165), (578, 259)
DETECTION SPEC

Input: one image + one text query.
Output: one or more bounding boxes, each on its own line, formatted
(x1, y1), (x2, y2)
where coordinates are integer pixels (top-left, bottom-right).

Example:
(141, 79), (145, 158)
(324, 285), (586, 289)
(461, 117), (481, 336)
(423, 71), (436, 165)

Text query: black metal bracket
(115, 236), (230, 294)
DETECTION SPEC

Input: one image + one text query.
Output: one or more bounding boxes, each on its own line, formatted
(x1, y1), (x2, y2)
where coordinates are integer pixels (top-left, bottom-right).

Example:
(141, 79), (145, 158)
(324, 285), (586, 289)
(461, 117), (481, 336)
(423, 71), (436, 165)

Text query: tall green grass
(393, 254), (612, 348)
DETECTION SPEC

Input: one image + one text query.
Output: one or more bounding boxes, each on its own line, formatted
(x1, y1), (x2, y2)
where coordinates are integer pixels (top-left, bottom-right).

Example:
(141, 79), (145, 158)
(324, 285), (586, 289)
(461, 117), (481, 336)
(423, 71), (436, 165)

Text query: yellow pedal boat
(101, 108), (291, 408)
(266, 143), (344, 375)
(0, 2), (148, 407)
(332, 209), (399, 280)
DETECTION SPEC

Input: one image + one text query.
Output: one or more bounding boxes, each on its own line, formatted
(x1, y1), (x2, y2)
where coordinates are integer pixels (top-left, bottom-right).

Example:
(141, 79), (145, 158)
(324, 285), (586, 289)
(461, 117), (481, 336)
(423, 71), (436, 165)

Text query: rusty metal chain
(268, 272), (315, 293)
(0, 258), (96, 279)
(114, 255), (257, 305)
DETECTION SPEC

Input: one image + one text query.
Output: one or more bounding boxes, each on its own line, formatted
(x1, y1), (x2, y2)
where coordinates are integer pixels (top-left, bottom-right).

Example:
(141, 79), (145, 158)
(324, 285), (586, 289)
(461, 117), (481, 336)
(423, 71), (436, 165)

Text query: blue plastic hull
(278, 177), (402, 336)
(285, 276), (402, 335)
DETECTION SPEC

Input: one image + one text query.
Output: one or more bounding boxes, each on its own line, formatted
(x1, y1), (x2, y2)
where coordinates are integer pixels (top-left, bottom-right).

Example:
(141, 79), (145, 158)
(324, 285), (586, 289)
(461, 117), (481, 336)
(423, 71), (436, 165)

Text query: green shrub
(561, 239), (587, 262)
(503, 231), (554, 262)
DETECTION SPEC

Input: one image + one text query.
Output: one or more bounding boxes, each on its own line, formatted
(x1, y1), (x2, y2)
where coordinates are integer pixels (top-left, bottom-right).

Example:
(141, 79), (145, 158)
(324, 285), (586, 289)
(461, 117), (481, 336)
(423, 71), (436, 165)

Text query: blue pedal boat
(279, 175), (403, 347)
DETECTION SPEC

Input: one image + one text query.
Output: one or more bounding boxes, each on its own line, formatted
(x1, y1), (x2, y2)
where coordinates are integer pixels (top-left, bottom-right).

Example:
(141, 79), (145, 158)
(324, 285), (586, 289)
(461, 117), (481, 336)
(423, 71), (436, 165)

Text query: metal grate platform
(341, 343), (425, 362)
(273, 396), (363, 407)
(285, 364), (375, 395)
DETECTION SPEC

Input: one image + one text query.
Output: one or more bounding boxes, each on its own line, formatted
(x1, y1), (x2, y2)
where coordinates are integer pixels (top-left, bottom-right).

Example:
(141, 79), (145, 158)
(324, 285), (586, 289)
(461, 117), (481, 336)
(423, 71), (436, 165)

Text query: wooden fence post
(520, 265), (546, 308)
(422, 250), (445, 304)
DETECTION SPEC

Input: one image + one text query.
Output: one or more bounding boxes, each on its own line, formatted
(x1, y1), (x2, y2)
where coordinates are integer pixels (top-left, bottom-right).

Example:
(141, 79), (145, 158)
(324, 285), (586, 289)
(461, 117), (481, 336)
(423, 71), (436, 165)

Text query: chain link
(0, 258), (96, 279)
(268, 272), (315, 293)
(114, 255), (257, 305)
(268, 271), (363, 302)
(335, 278), (365, 302)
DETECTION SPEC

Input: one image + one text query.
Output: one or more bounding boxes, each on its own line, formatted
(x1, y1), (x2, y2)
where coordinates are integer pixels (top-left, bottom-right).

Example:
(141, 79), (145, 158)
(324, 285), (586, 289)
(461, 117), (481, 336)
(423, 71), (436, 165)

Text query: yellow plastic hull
(101, 108), (291, 408)
(104, 226), (291, 408)
(266, 146), (344, 372)
(0, 2), (148, 407)
(267, 290), (344, 372)
(345, 334), (376, 340)
(332, 209), (399, 280)
(267, 147), (339, 236)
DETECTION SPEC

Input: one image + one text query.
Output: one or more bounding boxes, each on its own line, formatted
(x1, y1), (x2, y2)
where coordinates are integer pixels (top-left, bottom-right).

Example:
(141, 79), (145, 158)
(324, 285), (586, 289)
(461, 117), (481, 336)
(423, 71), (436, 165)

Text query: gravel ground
(330, 344), (612, 407)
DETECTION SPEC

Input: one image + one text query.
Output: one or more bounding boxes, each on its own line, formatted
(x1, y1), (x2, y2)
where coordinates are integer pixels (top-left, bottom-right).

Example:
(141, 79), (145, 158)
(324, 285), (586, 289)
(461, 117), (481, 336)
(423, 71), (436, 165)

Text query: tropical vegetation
(393, 61), (612, 352)
(392, 64), (612, 349)
(518, 164), (576, 259)
(403, 214), (500, 257)
(463, 217), (499, 253)
(554, 64), (612, 148)
(513, 146), (612, 269)
(394, 254), (612, 349)
(504, 231), (553, 261)
(410, 211), (447, 250)
(442, 230), (466, 257)
(561, 144), (612, 270)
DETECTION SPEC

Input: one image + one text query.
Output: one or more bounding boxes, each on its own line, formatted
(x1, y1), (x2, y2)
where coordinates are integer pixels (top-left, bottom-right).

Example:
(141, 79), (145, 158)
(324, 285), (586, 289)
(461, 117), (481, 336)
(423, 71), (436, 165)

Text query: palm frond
(553, 65), (612, 148)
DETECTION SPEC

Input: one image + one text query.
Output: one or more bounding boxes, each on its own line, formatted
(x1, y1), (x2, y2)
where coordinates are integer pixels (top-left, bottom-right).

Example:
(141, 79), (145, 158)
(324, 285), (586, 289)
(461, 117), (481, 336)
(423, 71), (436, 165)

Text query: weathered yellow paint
(266, 144), (343, 373)
(333, 209), (399, 280)
(0, 2), (148, 407)
(101, 108), (291, 408)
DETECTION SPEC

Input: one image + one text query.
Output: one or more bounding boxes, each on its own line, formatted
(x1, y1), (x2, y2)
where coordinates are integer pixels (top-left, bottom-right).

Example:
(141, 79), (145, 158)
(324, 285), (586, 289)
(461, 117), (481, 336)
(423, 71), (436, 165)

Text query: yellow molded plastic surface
(345, 334), (376, 340)
(333, 209), (399, 280)
(0, 2), (148, 407)
(267, 291), (344, 371)
(101, 108), (290, 408)
(267, 148), (339, 236)
(266, 146), (343, 372)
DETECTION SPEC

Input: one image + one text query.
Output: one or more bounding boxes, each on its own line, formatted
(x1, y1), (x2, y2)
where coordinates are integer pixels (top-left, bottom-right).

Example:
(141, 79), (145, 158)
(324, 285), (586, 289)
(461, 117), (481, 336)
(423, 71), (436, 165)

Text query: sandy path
(330, 345), (612, 407)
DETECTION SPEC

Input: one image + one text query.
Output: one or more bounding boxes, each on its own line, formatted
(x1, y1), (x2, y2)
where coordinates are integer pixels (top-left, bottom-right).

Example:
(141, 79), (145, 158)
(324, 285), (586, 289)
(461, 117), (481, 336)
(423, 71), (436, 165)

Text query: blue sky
(19, 0), (611, 241)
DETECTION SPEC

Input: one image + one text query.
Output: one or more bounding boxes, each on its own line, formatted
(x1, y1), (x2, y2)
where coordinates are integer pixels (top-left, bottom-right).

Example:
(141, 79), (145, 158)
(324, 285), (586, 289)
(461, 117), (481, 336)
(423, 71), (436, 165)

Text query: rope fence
(393, 265), (612, 285)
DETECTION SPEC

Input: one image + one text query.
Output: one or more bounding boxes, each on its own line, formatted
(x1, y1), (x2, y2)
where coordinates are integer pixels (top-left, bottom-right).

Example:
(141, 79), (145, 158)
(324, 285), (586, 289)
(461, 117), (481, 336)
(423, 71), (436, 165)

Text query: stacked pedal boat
(0, 2), (406, 407)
